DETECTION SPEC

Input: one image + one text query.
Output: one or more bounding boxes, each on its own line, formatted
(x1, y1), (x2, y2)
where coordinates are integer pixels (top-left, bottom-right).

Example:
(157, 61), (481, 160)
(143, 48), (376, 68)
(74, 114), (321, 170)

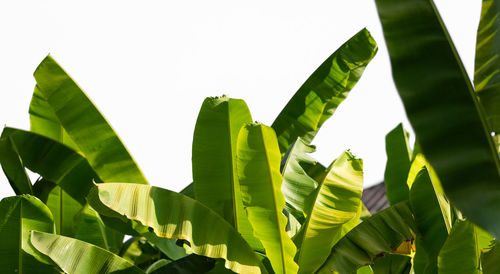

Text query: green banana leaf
(317, 202), (416, 274)
(34, 179), (82, 236)
(29, 85), (79, 150)
(119, 237), (164, 269)
(375, 0), (500, 238)
(31, 231), (144, 273)
(271, 28), (378, 154)
(371, 254), (411, 274)
(437, 220), (480, 274)
(236, 123), (299, 274)
(33, 55), (148, 185)
(87, 183), (266, 274)
(73, 204), (123, 253)
(146, 254), (215, 274)
(180, 183), (194, 199)
(293, 151), (363, 274)
(475, 0), (500, 133)
(2, 127), (98, 203)
(0, 195), (60, 273)
(409, 168), (448, 273)
(192, 96), (262, 252)
(482, 242), (500, 273)
(0, 136), (33, 195)
(384, 123), (411, 205)
(281, 137), (319, 224)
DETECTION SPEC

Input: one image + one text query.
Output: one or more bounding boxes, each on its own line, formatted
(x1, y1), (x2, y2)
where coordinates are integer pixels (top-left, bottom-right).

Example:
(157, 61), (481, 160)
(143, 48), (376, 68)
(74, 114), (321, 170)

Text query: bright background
(0, 1), (481, 198)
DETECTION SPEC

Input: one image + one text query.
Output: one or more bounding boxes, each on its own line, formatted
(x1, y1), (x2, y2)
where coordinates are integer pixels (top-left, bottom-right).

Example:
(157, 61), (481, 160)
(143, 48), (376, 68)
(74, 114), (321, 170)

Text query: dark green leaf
(0, 136), (33, 195)
(384, 124), (411, 205)
(375, 0), (500, 238)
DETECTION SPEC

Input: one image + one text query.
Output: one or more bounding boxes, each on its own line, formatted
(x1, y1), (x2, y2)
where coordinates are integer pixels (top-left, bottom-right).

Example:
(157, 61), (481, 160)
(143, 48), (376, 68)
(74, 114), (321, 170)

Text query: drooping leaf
(317, 202), (415, 274)
(371, 254), (411, 274)
(293, 151), (363, 274)
(409, 168), (448, 273)
(73, 204), (123, 253)
(33, 179), (82, 236)
(29, 85), (79, 150)
(474, 0), (500, 133)
(384, 123), (411, 205)
(0, 195), (60, 273)
(375, 0), (500, 238)
(87, 183), (266, 274)
(236, 123), (299, 274)
(281, 137), (319, 224)
(437, 220), (480, 274)
(0, 136), (32, 195)
(271, 28), (378, 154)
(31, 231), (144, 273)
(2, 127), (98, 204)
(192, 96), (262, 251)
(33, 55), (148, 184)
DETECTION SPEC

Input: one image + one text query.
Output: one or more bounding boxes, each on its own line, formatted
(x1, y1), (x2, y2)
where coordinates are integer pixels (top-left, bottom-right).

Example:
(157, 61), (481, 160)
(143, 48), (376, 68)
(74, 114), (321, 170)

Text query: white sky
(0, 1), (481, 198)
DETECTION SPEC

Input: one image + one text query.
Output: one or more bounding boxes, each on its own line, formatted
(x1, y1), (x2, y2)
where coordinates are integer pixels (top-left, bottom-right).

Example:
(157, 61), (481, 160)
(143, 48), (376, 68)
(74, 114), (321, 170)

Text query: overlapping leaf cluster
(2, 0), (500, 272)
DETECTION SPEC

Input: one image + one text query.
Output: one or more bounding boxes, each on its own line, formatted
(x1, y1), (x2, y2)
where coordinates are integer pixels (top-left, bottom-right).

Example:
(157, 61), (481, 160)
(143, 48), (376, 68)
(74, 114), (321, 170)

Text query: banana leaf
(293, 151), (363, 274)
(34, 179), (82, 236)
(409, 168), (448, 273)
(33, 55), (148, 185)
(437, 220), (480, 274)
(119, 237), (165, 269)
(317, 202), (416, 274)
(281, 137), (319, 224)
(271, 28), (378, 154)
(0, 136), (32, 195)
(371, 254), (411, 274)
(73, 204), (124, 253)
(31, 231), (144, 273)
(483, 242), (500, 273)
(236, 123), (299, 274)
(29, 85), (78, 150)
(146, 254), (215, 274)
(375, 0), (500, 238)
(192, 96), (262, 252)
(87, 183), (266, 273)
(0, 195), (60, 273)
(384, 123), (411, 205)
(2, 127), (98, 203)
(475, 0), (500, 133)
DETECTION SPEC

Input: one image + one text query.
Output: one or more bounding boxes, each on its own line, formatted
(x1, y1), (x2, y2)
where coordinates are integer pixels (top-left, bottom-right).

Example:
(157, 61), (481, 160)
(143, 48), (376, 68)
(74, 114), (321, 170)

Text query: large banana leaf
(281, 137), (319, 224)
(73, 204), (123, 253)
(409, 168), (448, 273)
(317, 202), (415, 274)
(0, 136), (32, 195)
(437, 220), (480, 274)
(293, 151), (363, 274)
(375, 0), (500, 238)
(29, 85), (79, 150)
(475, 0), (500, 133)
(271, 28), (378, 154)
(2, 127), (98, 203)
(87, 183), (266, 273)
(192, 96), (262, 252)
(33, 55), (148, 184)
(31, 231), (144, 273)
(146, 254), (216, 274)
(0, 195), (60, 273)
(384, 124), (411, 205)
(236, 124), (299, 274)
